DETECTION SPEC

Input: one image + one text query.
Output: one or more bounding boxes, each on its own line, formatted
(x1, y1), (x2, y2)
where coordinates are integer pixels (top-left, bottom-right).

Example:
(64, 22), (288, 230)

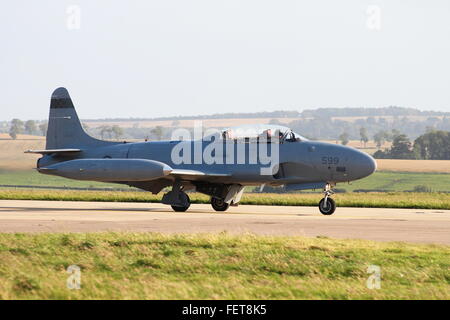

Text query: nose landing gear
(319, 184), (336, 215)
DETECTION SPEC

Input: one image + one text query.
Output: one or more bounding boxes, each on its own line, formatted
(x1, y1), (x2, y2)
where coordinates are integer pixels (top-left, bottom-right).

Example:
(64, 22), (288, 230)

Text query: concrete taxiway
(0, 200), (449, 244)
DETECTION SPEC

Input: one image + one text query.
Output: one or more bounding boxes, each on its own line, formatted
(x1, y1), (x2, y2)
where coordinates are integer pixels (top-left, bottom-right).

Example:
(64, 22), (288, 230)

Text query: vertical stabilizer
(46, 87), (115, 149)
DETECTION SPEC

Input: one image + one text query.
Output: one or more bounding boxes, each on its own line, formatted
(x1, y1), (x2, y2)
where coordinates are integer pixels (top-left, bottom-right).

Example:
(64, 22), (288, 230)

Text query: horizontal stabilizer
(24, 149), (81, 154)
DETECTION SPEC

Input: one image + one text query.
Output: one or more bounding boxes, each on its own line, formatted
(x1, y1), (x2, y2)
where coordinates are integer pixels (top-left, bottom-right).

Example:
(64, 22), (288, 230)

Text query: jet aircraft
(26, 88), (377, 215)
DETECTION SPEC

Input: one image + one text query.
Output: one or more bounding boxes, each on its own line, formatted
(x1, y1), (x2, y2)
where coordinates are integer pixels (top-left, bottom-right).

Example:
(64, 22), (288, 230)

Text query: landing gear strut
(211, 197), (230, 212)
(319, 183), (336, 215)
(162, 180), (191, 212)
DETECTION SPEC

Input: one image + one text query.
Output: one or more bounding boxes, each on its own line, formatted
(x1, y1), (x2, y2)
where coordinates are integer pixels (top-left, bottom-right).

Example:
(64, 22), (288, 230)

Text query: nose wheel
(319, 184), (336, 215)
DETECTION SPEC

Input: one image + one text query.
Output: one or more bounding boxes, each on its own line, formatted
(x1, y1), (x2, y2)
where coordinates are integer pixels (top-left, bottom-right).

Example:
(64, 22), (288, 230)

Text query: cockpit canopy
(221, 124), (307, 143)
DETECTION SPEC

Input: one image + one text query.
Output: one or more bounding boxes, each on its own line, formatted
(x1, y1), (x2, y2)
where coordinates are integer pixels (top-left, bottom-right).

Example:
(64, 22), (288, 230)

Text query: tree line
(82, 106), (450, 122)
(373, 130), (450, 160)
(6, 119), (47, 139)
(282, 115), (450, 141)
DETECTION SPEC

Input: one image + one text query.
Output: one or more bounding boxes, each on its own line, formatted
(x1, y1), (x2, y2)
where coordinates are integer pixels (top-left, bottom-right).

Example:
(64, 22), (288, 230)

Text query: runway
(0, 200), (449, 244)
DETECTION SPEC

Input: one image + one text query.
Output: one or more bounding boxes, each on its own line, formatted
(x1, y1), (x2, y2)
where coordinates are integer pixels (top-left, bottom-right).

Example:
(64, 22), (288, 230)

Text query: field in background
(0, 232), (448, 299)
(1, 189), (449, 210)
(375, 159), (450, 173)
(336, 171), (450, 192)
(0, 134), (44, 171)
(0, 170), (129, 190)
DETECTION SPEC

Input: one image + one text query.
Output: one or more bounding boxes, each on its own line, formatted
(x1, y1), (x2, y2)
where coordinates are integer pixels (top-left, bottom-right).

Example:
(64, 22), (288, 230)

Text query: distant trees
(301, 106), (445, 118)
(9, 119), (24, 139)
(373, 134), (415, 159)
(373, 130), (387, 148)
(269, 119), (282, 125)
(373, 130), (450, 160)
(151, 126), (164, 141)
(389, 134), (415, 159)
(111, 125), (124, 140)
(99, 126), (110, 139)
(389, 129), (401, 142)
(339, 132), (349, 145)
(98, 125), (124, 140)
(287, 112), (450, 141)
(24, 120), (37, 135)
(413, 130), (450, 160)
(39, 121), (48, 136)
(6, 119), (49, 138)
(372, 129), (402, 149)
(359, 127), (369, 147)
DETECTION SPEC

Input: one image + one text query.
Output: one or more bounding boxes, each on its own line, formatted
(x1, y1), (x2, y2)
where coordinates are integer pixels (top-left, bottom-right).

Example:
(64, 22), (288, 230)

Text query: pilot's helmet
(278, 130), (284, 139)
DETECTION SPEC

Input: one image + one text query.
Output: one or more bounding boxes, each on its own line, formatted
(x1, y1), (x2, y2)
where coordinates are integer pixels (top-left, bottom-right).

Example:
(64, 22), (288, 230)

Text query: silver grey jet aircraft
(26, 88), (377, 215)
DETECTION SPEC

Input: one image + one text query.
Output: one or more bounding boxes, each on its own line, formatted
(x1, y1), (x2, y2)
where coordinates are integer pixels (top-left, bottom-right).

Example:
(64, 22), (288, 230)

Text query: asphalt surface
(0, 200), (449, 244)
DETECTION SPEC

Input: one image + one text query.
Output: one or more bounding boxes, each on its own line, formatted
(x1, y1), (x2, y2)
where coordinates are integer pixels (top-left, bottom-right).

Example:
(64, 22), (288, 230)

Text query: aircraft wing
(24, 149), (82, 154)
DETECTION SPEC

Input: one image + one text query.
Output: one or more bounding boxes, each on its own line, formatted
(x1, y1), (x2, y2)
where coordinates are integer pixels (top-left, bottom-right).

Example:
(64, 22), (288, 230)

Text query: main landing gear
(162, 180), (191, 212)
(171, 192), (190, 212)
(211, 197), (230, 212)
(319, 183), (336, 215)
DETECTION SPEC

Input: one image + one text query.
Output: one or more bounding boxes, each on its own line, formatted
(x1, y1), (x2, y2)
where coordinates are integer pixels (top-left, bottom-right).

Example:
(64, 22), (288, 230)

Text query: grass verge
(0, 189), (449, 210)
(0, 232), (448, 299)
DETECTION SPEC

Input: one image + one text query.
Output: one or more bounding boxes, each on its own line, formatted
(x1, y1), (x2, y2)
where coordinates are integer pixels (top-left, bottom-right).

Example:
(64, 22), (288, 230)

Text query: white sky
(1, 1), (449, 120)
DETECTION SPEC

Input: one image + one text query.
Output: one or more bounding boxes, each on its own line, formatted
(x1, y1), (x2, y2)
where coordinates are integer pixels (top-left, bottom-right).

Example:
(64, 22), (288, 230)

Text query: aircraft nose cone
(365, 154), (377, 176)
(350, 150), (377, 180)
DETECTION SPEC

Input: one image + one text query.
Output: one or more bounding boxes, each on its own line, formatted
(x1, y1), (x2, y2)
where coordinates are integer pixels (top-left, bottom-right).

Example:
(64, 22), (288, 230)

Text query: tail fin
(46, 87), (115, 149)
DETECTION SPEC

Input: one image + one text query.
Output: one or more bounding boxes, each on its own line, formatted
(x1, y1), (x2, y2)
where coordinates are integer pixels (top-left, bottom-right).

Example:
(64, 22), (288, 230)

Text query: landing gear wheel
(319, 197), (336, 215)
(211, 197), (230, 212)
(171, 192), (190, 212)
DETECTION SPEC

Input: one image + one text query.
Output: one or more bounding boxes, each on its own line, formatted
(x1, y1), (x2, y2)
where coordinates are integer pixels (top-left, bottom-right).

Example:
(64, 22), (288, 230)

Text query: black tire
(171, 193), (190, 212)
(318, 198), (336, 215)
(211, 197), (230, 212)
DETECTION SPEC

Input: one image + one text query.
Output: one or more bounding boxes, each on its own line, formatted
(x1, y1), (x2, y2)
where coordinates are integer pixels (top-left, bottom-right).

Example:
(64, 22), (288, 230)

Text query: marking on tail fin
(51, 87), (74, 109)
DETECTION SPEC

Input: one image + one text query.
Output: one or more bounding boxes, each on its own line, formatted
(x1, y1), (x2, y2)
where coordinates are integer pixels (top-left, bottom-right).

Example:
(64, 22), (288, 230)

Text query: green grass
(0, 189), (450, 210)
(1, 170), (450, 193)
(0, 233), (448, 299)
(339, 171), (450, 192)
(0, 170), (129, 190)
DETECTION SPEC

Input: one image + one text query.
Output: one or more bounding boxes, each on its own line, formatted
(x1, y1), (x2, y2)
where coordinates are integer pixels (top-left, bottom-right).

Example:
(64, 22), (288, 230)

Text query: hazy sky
(1, 1), (449, 120)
